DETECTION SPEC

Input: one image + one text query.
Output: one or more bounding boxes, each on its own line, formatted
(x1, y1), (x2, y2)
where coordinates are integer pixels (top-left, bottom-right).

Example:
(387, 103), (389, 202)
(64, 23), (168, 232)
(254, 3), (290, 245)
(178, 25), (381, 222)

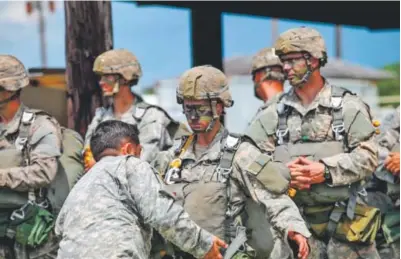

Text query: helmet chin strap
(204, 99), (219, 132)
(293, 53), (316, 88)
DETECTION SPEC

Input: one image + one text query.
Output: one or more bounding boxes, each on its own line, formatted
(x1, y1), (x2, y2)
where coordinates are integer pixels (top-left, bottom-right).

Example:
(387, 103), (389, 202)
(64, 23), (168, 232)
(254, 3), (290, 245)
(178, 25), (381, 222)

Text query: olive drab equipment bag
(273, 86), (381, 244)
(0, 108), (84, 248)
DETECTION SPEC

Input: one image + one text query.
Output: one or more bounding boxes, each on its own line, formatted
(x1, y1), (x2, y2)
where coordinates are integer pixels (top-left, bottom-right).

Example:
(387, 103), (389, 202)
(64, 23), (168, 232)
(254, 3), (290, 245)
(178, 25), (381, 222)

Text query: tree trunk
(64, 1), (113, 136)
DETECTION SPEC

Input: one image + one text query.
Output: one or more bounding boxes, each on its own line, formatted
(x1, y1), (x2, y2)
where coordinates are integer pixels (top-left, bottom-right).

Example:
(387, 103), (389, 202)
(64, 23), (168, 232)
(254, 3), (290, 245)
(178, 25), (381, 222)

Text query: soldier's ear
(120, 142), (134, 156)
(216, 102), (224, 115)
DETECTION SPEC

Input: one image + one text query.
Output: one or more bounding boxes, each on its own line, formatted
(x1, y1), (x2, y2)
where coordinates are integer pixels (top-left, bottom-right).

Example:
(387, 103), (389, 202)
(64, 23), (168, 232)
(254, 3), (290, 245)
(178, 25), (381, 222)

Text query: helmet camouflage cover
(93, 49), (142, 81)
(0, 55), (29, 91)
(274, 27), (328, 66)
(177, 65), (233, 107)
(251, 47), (285, 82)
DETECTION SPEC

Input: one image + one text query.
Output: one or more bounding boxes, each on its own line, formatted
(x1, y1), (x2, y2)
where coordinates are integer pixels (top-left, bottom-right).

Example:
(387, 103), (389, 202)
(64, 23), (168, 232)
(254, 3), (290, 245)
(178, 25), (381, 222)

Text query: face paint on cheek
(288, 60), (309, 86)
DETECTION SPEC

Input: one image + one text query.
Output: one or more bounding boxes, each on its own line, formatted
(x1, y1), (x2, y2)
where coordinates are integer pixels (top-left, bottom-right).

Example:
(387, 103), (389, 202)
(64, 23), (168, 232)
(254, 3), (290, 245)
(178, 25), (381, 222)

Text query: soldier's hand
(289, 170), (311, 190)
(385, 152), (400, 176)
(288, 231), (309, 259)
(204, 236), (227, 259)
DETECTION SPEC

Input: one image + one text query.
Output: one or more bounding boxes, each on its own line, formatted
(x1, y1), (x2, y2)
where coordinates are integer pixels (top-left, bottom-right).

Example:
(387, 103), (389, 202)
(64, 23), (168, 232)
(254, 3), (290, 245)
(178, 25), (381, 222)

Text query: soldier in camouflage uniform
(83, 49), (183, 170)
(249, 48), (294, 258)
(249, 47), (285, 124)
(152, 65), (311, 259)
(246, 27), (381, 259)
(56, 120), (227, 259)
(365, 106), (400, 258)
(0, 55), (63, 258)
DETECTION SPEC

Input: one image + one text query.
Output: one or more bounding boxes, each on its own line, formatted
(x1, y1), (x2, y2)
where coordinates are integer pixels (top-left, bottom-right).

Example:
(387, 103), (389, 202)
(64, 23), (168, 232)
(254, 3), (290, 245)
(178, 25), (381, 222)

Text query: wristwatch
(324, 166), (332, 182)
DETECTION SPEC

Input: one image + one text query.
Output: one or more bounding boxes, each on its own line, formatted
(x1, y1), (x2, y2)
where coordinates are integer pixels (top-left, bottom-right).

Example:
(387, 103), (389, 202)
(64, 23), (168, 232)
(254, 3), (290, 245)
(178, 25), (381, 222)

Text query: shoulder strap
(17, 110), (36, 164)
(217, 133), (242, 183)
(275, 93), (291, 145)
(133, 101), (150, 119)
(330, 86), (354, 142)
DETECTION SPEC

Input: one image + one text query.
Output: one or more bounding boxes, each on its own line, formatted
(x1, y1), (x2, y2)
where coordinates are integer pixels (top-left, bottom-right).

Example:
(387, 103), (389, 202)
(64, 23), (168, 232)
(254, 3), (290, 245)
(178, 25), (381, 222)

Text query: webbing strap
(331, 86), (351, 141)
(223, 226), (248, 259)
(16, 110), (37, 203)
(217, 134), (241, 183)
(275, 102), (290, 145)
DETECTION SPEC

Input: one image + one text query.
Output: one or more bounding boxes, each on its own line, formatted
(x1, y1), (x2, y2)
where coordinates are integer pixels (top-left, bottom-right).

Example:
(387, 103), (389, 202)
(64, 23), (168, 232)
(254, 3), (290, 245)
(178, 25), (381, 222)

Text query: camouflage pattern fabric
(369, 106), (400, 259)
(93, 49), (142, 81)
(176, 65), (233, 108)
(0, 104), (62, 192)
(245, 80), (379, 258)
(307, 234), (380, 259)
(251, 47), (283, 74)
(0, 104), (62, 258)
(55, 155), (214, 259)
(153, 126), (311, 257)
(0, 55), (30, 92)
(274, 27), (327, 65)
(84, 95), (174, 163)
(246, 81), (378, 187)
(376, 106), (400, 159)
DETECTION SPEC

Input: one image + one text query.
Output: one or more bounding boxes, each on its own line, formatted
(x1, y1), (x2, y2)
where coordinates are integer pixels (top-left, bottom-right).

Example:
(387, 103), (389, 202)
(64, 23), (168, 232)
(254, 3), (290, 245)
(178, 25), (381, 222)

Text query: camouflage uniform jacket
(376, 106), (400, 158)
(245, 80), (378, 187)
(0, 104), (62, 191)
(84, 94), (174, 162)
(55, 155), (214, 259)
(153, 126), (311, 240)
(248, 93), (284, 127)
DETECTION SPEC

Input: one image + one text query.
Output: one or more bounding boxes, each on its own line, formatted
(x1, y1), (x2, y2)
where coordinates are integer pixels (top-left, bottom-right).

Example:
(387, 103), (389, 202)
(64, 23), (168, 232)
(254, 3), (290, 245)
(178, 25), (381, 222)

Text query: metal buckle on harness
(217, 166), (232, 183)
(165, 167), (181, 185)
(10, 200), (34, 221)
(358, 188), (368, 197)
(332, 123), (345, 141)
(16, 137), (28, 151)
(276, 128), (289, 145)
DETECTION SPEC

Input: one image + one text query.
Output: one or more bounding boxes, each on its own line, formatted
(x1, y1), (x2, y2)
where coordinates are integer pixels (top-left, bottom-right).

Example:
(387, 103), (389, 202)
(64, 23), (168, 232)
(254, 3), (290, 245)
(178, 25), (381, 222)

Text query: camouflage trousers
(308, 235), (381, 259)
(0, 232), (59, 259)
(377, 241), (399, 259)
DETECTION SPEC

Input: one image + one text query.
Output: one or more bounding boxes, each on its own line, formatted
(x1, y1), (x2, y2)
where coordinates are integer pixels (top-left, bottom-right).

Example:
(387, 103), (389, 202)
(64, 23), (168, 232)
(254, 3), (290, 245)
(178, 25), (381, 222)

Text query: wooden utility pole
(64, 1), (113, 135)
(335, 24), (342, 59)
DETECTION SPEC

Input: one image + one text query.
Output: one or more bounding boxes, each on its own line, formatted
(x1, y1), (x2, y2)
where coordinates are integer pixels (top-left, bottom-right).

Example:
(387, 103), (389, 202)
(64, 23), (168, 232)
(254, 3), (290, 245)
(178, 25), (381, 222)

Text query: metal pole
(271, 18), (278, 45)
(335, 24), (342, 59)
(37, 1), (47, 67)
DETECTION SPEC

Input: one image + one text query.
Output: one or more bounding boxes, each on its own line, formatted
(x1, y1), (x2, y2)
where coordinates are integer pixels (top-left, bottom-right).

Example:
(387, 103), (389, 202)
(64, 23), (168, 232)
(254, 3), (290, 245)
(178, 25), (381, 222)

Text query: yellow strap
(179, 135), (194, 158)
(169, 135), (194, 169)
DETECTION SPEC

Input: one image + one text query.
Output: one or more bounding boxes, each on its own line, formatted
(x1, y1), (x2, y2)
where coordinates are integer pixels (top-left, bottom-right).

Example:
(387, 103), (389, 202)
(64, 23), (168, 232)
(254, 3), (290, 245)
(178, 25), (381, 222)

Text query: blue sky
(0, 1), (399, 87)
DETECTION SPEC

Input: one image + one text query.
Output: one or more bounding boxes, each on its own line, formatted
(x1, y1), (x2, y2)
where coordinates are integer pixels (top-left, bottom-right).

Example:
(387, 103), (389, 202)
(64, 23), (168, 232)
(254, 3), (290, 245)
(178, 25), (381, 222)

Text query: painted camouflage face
(99, 74), (120, 97)
(281, 54), (309, 87)
(183, 100), (214, 132)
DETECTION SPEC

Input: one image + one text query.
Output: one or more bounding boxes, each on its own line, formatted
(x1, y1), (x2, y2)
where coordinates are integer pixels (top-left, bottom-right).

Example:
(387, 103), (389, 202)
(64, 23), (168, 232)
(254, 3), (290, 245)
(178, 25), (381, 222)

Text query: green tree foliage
(377, 63), (400, 97)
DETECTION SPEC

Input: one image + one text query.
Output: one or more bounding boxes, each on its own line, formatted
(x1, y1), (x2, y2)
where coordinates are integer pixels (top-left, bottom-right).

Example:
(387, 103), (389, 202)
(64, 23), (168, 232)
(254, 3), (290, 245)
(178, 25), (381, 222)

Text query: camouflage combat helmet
(0, 55), (29, 91)
(177, 65), (233, 108)
(93, 49), (143, 81)
(274, 27), (328, 66)
(251, 47), (283, 74)
(251, 47), (285, 82)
